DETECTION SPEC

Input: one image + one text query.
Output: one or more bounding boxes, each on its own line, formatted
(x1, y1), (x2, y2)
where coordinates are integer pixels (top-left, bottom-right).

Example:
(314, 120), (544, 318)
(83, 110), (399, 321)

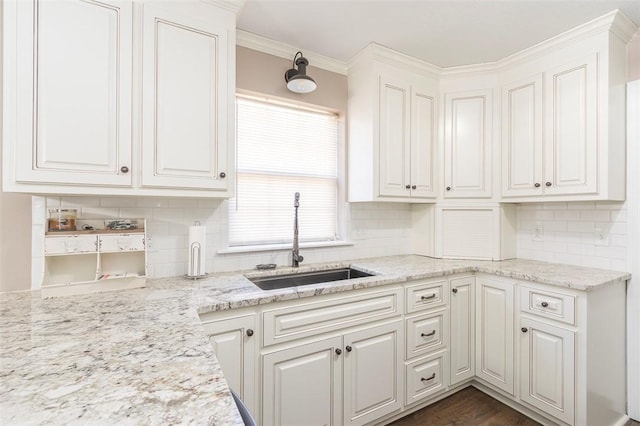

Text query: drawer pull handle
(246, 329), (254, 337)
(521, 327), (528, 333)
(421, 373), (436, 382)
(452, 288), (458, 294)
(541, 301), (549, 308)
(335, 348), (342, 355)
(421, 294), (436, 301)
(345, 345), (352, 352)
(421, 330), (436, 338)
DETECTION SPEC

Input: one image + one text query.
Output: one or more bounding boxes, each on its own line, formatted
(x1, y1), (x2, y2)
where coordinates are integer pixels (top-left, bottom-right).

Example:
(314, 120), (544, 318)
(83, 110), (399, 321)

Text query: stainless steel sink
(248, 267), (374, 291)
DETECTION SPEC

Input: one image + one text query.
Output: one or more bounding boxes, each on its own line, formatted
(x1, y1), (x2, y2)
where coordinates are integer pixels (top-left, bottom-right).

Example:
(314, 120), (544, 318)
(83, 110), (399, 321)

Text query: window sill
(217, 240), (354, 255)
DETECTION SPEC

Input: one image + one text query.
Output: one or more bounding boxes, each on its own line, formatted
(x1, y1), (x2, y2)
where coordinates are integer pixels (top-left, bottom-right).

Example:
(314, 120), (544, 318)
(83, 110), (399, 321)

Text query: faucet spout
(292, 192), (304, 267)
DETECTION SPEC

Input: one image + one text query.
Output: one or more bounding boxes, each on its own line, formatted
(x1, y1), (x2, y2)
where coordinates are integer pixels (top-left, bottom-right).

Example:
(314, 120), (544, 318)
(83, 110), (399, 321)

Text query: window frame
(221, 92), (349, 253)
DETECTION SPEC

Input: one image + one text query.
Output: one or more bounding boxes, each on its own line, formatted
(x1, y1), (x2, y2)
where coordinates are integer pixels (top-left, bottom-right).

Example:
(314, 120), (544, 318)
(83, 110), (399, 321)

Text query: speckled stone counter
(0, 255), (630, 425)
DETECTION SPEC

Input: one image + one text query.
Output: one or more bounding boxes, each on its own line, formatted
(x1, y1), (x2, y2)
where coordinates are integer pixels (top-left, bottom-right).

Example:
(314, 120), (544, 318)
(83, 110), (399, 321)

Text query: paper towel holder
(186, 221), (208, 280)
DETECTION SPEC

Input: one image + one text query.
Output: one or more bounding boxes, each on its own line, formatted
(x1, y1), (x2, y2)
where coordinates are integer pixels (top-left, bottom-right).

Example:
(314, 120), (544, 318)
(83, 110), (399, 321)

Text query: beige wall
(629, 32), (640, 81)
(236, 46), (347, 114)
(0, 2), (32, 292)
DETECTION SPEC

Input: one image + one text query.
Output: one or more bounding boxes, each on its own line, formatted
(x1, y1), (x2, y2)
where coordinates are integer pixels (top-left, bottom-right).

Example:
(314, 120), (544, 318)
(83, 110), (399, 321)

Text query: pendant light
(284, 51), (317, 94)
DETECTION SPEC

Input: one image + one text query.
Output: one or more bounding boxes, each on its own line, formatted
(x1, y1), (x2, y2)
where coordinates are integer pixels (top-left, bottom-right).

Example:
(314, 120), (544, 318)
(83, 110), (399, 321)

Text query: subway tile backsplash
(517, 201), (628, 271)
(31, 197), (413, 287)
(31, 197), (629, 289)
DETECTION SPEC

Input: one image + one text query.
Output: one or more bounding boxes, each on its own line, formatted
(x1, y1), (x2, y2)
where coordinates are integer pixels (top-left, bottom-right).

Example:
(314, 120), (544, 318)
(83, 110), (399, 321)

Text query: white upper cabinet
(443, 89), (493, 199)
(348, 45), (438, 203)
(6, 0), (133, 187)
(543, 54), (597, 196)
(500, 12), (635, 202)
(502, 74), (544, 197)
(141, 2), (230, 190)
(3, 0), (238, 197)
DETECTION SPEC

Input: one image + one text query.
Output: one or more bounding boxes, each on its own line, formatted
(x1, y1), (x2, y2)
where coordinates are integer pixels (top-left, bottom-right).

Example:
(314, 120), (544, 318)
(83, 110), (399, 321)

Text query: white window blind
(229, 96), (338, 247)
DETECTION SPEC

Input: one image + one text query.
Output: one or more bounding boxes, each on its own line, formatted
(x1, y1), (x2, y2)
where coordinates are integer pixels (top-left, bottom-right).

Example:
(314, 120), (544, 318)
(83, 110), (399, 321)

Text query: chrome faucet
(292, 192), (304, 267)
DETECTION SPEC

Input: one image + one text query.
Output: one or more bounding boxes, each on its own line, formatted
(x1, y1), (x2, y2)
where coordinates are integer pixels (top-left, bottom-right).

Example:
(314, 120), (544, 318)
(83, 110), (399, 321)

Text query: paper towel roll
(188, 223), (207, 277)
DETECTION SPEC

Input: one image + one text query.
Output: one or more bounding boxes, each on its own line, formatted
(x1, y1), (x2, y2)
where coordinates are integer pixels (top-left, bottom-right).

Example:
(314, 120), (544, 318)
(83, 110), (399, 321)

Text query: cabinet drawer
(262, 288), (402, 346)
(520, 286), (575, 325)
(45, 235), (97, 255)
(99, 234), (145, 252)
(406, 310), (448, 359)
(406, 279), (448, 314)
(405, 351), (448, 405)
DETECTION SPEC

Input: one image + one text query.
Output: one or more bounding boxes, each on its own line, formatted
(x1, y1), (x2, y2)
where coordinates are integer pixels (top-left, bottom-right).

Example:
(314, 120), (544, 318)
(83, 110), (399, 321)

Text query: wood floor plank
(387, 387), (540, 426)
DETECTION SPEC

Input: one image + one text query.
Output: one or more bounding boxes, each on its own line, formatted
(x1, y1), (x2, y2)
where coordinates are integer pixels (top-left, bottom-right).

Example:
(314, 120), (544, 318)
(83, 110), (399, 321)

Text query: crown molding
(236, 30), (348, 75)
(441, 9), (638, 76)
(201, 0), (246, 14)
(348, 42), (442, 79)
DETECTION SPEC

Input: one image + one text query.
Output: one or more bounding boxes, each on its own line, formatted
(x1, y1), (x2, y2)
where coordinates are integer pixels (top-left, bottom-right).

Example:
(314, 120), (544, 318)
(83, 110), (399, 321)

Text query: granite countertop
(0, 255), (630, 425)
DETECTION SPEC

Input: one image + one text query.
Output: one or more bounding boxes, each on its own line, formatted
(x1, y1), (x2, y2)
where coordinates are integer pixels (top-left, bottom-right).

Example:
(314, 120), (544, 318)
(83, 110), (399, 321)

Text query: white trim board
(627, 79), (640, 421)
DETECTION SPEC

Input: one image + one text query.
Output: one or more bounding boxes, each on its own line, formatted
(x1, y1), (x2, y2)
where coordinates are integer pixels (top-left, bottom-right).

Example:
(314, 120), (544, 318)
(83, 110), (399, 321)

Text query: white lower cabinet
(519, 316), (575, 425)
(262, 319), (403, 426)
(262, 335), (343, 426)
(475, 277), (514, 394)
(200, 273), (626, 426)
(449, 276), (475, 386)
(405, 350), (448, 406)
(200, 312), (257, 416)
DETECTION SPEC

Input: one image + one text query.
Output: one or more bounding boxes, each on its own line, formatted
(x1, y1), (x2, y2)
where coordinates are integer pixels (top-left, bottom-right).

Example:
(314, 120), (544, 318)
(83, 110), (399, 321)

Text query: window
(229, 96), (339, 247)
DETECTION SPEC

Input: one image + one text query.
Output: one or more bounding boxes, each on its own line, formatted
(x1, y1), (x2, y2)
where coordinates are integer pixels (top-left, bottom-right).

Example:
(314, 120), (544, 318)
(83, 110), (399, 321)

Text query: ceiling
(236, 0), (640, 68)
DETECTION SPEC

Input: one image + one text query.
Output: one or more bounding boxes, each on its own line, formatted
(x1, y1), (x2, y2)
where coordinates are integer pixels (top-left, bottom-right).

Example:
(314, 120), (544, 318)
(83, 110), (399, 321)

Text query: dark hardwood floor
(387, 387), (640, 426)
(388, 387), (539, 426)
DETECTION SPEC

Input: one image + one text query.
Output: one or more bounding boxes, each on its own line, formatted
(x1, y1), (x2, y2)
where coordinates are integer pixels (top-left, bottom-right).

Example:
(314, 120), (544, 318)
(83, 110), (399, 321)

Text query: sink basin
(248, 267), (374, 291)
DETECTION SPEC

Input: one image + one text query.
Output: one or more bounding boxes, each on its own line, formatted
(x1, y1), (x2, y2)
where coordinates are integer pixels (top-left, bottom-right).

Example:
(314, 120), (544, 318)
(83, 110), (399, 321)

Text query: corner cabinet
(443, 89), (493, 199)
(348, 45), (438, 203)
(2, 0), (237, 197)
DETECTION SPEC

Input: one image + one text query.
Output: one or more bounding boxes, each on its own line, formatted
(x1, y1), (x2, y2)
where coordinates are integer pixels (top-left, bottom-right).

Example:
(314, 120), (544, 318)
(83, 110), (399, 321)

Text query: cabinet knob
(246, 329), (254, 337)
(452, 288), (458, 294)
(411, 185), (416, 190)
(345, 345), (353, 352)
(545, 181), (552, 187)
(405, 184), (411, 189)
(521, 327), (528, 333)
(534, 183), (541, 188)
(541, 301), (549, 308)
(446, 186), (451, 191)
(120, 166), (129, 174)
(219, 172), (226, 178)
(421, 373), (436, 382)
(335, 348), (342, 355)
(421, 330), (436, 338)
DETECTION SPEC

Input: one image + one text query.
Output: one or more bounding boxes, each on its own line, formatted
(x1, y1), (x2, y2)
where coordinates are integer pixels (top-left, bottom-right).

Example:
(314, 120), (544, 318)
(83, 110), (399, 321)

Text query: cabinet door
(450, 276), (475, 386)
(476, 277), (514, 394)
(444, 90), (492, 198)
(543, 54), (597, 196)
(262, 336), (342, 426)
(379, 76), (410, 198)
(502, 75), (543, 197)
(520, 317), (575, 425)
(343, 320), (403, 426)
(202, 314), (257, 415)
(410, 86), (436, 198)
(141, 2), (230, 190)
(10, 0), (132, 186)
